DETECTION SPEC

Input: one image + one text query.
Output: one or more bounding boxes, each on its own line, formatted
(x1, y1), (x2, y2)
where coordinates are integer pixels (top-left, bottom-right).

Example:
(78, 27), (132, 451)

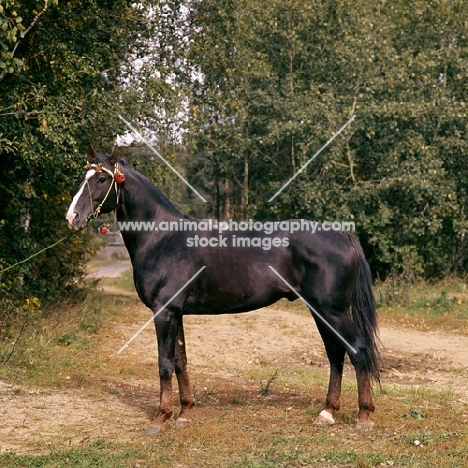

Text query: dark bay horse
(66, 146), (381, 434)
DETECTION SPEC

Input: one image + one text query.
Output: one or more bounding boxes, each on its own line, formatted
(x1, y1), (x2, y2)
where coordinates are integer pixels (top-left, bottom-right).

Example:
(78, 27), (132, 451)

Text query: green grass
(98, 268), (136, 293)
(0, 414), (468, 468)
(0, 289), (138, 388)
(376, 278), (468, 333)
(0, 440), (172, 468)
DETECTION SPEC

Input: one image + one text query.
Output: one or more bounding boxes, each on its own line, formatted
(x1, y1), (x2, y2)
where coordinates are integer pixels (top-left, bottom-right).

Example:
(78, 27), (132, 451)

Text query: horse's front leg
(146, 308), (179, 436)
(174, 316), (195, 425)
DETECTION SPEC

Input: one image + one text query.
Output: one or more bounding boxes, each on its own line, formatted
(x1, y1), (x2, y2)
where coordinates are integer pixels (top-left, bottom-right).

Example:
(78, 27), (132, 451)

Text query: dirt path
(87, 263), (131, 278)
(379, 326), (468, 402)
(2, 276), (468, 455)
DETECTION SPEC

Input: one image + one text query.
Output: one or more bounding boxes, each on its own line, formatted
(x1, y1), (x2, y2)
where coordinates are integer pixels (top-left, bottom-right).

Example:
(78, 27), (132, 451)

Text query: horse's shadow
(99, 373), (351, 424)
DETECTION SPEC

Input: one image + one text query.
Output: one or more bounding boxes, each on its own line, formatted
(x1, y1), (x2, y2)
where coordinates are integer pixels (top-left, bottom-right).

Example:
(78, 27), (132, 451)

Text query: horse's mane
(98, 154), (191, 219)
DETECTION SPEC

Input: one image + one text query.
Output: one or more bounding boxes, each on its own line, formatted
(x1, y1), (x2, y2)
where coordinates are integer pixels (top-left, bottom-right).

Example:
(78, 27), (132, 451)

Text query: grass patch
(99, 268), (136, 293)
(0, 287), (138, 388)
(376, 277), (468, 333)
(272, 297), (309, 317)
(0, 440), (172, 468)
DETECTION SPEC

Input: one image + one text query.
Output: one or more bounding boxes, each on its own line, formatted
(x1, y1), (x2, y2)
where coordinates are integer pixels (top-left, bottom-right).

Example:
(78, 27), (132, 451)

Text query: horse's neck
(115, 173), (182, 262)
(119, 172), (182, 218)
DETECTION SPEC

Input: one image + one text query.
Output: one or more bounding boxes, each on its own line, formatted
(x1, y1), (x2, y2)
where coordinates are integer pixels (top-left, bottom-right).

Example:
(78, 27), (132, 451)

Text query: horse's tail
(347, 233), (381, 384)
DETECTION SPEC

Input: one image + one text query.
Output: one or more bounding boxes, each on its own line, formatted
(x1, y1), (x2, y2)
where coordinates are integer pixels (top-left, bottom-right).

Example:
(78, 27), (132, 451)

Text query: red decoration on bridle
(114, 170), (126, 183)
(84, 162), (125, 182)
(85, 162), (103, 172)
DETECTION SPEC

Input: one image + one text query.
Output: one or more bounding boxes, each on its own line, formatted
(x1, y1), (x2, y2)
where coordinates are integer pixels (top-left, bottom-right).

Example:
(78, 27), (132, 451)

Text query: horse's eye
(98, 177), (106, 183)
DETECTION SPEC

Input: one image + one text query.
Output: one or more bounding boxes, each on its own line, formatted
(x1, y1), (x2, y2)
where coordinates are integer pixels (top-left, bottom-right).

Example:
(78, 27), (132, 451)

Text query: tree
(0, 0), (178, 320)
(185, 0), (468, 278)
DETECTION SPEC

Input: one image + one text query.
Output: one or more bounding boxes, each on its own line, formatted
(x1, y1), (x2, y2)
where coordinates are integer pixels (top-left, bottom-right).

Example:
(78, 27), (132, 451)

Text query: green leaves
(0, 1), (170, 310)
(184, 0), (468, 278)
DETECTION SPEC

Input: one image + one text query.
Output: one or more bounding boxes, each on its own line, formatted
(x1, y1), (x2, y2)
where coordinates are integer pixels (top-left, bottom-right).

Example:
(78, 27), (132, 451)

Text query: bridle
(83, 162), (126, 224)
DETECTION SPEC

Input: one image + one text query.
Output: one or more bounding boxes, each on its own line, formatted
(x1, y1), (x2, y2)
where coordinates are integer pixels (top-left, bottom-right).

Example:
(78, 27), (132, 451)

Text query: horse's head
(66, 146), (126, 230)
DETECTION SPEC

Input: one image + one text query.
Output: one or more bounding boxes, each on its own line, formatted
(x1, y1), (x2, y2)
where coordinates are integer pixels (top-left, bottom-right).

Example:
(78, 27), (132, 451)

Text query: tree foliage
(0, 0), (174, 316)
(2, 0), (468, 328)
(185, 0), (468, 278)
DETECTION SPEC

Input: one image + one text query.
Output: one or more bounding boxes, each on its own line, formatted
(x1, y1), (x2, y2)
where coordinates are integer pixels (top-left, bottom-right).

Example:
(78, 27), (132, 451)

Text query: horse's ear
(110, 146), (120, 165)
(87, 145), (98, 162)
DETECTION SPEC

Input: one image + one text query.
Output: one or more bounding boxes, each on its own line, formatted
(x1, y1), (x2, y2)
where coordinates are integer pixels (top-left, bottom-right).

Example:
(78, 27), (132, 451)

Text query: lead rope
(0, 163), (124, 276)
(0, 223), (84, 276)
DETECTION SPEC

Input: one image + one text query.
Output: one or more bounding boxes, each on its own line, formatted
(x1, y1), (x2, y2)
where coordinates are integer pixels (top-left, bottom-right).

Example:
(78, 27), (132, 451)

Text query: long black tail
(347, 233), (381, 384)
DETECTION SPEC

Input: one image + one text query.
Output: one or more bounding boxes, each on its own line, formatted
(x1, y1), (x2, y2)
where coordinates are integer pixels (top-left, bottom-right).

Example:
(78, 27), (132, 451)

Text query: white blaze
(66, 169), (96, 225)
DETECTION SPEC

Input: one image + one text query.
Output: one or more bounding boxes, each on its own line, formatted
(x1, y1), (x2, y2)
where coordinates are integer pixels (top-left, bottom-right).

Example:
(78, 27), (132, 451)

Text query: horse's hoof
(355, 420), (375, 432)
(314, 409), (335, 425)
(175, 417), (192, 426)
(145, 424), (164, 437)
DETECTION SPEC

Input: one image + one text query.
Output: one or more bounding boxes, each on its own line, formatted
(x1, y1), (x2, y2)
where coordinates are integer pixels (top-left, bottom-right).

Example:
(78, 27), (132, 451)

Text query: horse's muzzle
(66, 211), (82, 231)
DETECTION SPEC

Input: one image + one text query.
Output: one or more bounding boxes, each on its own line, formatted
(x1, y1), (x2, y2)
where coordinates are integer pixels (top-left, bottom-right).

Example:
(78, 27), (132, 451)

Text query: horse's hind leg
(313, 324), (345, 426)
(348, 343), (375, 431)
(174, 317), (195, 425)
(313, 313), (375, 430)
